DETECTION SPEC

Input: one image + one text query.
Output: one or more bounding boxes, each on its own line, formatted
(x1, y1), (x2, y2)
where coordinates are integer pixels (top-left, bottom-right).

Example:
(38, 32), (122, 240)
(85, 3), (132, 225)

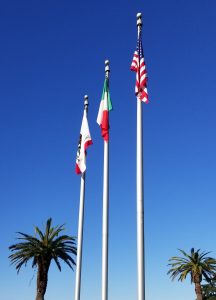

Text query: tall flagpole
(102, 60), (110, 300)
(74, 95), (89, 300)
(136, 13), (145, 300)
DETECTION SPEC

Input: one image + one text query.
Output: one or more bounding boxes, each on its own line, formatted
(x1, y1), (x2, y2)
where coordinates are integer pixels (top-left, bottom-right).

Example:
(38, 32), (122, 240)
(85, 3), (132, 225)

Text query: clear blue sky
(1, 0), (216, 299)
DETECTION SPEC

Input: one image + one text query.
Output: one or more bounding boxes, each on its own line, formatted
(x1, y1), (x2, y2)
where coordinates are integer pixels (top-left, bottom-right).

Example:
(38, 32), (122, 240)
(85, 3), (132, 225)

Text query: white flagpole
(74, 95), (89, 300)
(136, 13), (145, 300)
(102, 60), (110, 300)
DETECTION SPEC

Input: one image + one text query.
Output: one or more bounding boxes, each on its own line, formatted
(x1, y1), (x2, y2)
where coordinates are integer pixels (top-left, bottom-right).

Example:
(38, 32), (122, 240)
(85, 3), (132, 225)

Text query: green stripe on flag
(102, 78), (113, 111)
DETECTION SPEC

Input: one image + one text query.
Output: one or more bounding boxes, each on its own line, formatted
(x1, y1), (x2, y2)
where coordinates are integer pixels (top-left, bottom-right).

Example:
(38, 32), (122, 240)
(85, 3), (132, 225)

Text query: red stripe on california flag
(76, 164), (81, 174)
(84, 139), (93, 151)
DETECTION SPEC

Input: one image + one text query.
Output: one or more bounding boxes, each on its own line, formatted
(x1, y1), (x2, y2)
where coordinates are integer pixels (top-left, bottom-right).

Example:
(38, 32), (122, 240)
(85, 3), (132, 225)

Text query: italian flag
(97, 78), (112, 141)
(75, 110), (92, 174)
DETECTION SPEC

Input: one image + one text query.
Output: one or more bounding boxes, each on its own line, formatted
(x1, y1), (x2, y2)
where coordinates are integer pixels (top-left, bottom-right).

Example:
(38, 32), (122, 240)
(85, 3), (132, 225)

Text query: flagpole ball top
(136, 12), (142, 26)
(84, 95), (88, 106)
(105, 60), (110, 73)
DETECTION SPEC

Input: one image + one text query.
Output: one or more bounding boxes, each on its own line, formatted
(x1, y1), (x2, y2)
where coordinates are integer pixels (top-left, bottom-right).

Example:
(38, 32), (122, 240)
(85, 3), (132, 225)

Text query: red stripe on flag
(101, 110), (109, 142)
(75, 164), (81, 174)
(84, 139), (93, 151)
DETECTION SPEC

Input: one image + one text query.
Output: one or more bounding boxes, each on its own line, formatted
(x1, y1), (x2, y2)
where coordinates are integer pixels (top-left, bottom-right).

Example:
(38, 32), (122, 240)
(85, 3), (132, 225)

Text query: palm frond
(34, 226), (44, 241)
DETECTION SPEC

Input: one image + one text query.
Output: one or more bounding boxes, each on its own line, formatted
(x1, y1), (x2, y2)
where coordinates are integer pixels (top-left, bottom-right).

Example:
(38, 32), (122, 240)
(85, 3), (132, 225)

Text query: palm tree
(167, 248), (216, 300)
(9, 218), (77, 300)
(202, 278), (216, 300)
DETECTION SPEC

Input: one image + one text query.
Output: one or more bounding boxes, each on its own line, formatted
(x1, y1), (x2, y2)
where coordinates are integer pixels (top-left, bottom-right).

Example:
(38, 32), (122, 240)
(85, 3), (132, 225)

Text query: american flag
(130, 29), (149, 103)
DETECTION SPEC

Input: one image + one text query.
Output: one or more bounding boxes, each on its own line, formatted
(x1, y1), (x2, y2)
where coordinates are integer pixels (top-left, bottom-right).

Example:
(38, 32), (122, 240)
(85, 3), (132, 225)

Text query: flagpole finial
(84, 95), (88, 109)
(136, 12), (142, 27)
(105, 60), (110, 79)
(105, 60), (110, 72)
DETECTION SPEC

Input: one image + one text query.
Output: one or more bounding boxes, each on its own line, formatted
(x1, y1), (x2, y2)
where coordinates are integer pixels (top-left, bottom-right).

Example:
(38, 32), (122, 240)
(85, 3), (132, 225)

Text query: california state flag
(76, 110), (92, 174)
(97, 78), (112, 141)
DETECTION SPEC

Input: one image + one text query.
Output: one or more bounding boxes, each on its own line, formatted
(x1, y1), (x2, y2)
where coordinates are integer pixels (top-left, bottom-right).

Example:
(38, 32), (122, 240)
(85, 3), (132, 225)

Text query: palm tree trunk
(35, 294), (44, 300)
(35, 261), (49, 300)
(195, 282), (203, 300)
